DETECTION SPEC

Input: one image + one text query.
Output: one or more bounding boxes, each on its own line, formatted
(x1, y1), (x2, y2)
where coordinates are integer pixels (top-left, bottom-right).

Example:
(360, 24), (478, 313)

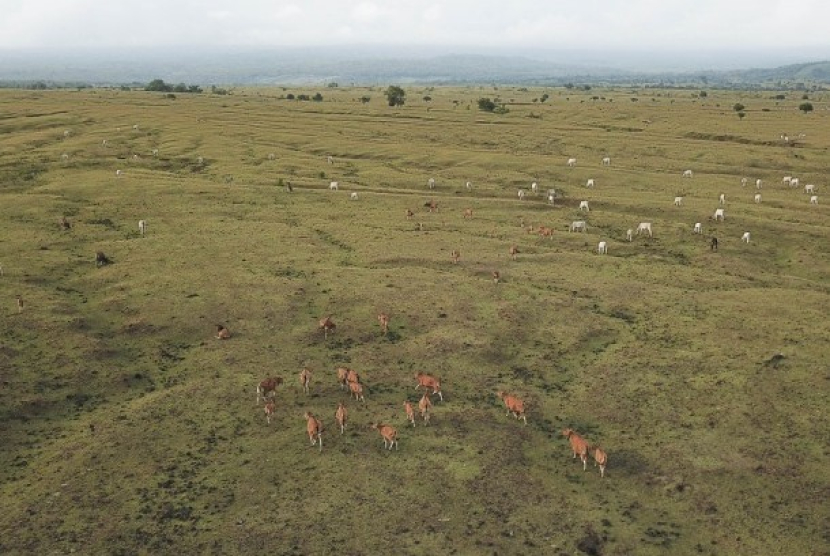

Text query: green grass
(0, 86), (828, 555)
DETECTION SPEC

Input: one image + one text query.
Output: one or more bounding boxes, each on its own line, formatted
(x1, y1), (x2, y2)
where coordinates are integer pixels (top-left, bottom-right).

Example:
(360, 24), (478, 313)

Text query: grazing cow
(406, 209), (415, 219)
(335, 402), (348, 434)
(713, 208), (725, 221)
(197, 156), (204, 164)
(805, 184), (816, 194)
(789, 178), (799, 188)
(586, 179), (595, 188)
(636, 222), (653, 237)
(547, 193), (555, 205)
(378, 313), (390, 334)
(350, 192), (359, 200)
(602, 157), (611, 166)
(674, 196), (683, 206)
(783, 176), (792, 186)
(133, 124), (139, 131)
(404, 401), (416, 427)
(492, 271), (500, 284)
(319, 316), (336, 339)
(63, 130), (71, 138)
(497, 391), (527, 425)
(349, 379), (365, 402)
(531, 182), (538, 194)
(509, 245), (519, 260)
(60, 216), (71, 230)
(626, 229), (633, 242)
(741, 177), (748, 187)
(719, 193), (726, 205)
(741, 232), (751, 243)
(426, 199), (438, 213)
(810, 195), (819, 204)
(336, 367), (350, 389)
(567, 157), (577, 167)
(151, 149), (159, 157)
(693, 222), (702, 234)
(711, 237), (718, 251)
(597, 241), (607, 254)
(215, 324), (231, 340)
(591, 446), (608, 478)
(415, 372), (443, 401)
(451, 250), (460, 264)
(754, 193), (762, 203)
(102, 139), (108, 147)
(264, 400), (276, 424)
(463, 208), (473, 219)
(346, 368), (360, 386)
(571, 220), (587, 233)
(418, 391), (433, 425)
(257, 377), (283, 404)
(300, 368), (312, 394)
(17, 296), (23, 314)
(518, 189), (526, 200)
(61, 153), (69, 162)
(329, 181), (339, 191)
(268, 153), (276, 161)
(95, 251), (112, 267)
(327, 155), (334, 165)
(538, 226), (553, 238)
(756, 178), (763, 189)
(116, 170), (123, 177)
(138, 219), (147, 236)
(304, 412), (323, 451)
(683, 169), (693, 178)
(466, 181), (472, 190)
(562, 428), (589, 470)
(428, 177), (436, 189)
(579, 200), (590, 212)
(371, 423), (398, 450)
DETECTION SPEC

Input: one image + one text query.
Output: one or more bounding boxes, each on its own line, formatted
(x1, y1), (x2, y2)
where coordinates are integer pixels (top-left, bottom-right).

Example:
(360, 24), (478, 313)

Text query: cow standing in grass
(335, 402), (348, 434)
(497, 391), (527, 425)
(304, 412), (323, 451)
(563, 428), (589, 470)
(415, 372), (443, 401)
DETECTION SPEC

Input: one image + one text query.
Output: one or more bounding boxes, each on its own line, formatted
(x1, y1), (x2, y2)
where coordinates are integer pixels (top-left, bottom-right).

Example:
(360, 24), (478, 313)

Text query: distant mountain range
(1, 48), (829, 88)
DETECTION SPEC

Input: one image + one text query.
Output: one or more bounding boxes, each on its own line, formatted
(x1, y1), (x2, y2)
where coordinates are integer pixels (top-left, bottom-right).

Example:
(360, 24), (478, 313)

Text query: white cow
(586, 179), (595, 188)
(636, 222), (653, 237)
(138, 220), (147, 236)
(428, 177), (436, 189)
(116, 169), (123, 177)
(741, 177), (748, 187)
(683, 169), (693, 178)
(626, 229), (633, 242)
(597, 241), (607, 254)
(330, 181), (339, 191)
(782, 176), (792, 186)
(790, 178), (799, 188)
(151, 149), (159, 157)
(466, 181), (472, 190)
(674, 196), (683, 206)
(531, 182), (538, 194)
(810, 195), (818, 204)
(756, 178), (763, 189)
(102, 139), (108, 147)
(713, 208), (725, 221)
(570, 220), (587, 232)
(61, 153), (69, 161)
(350, 192), (359, 200)
(805, 184), (815, 194)
(197, 156), (204, 164)
(579, 200), (590, 212)
(132, 124), (139, 131)
(327, 156), (334, 165)
(719, 193), (726, 205)
(567, 158), (577, 167)
(741, 232), (751, 243)
(602, 157), (611, 166)
(63, 130), (71, 138)
(754, 193), (762, 203)
(693, 222), (702, 234)
(268, 153), (276, 161)
(547, 194), (555, 205)
(518, 189), (527, 200)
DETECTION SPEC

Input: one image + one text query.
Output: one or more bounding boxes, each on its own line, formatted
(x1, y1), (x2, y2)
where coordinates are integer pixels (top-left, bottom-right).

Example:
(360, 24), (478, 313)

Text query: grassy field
(0, 85), (828, 556)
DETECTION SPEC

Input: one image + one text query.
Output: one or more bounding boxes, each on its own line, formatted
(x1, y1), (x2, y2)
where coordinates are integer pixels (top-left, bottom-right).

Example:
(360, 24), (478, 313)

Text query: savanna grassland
(0, 84), (828, 556)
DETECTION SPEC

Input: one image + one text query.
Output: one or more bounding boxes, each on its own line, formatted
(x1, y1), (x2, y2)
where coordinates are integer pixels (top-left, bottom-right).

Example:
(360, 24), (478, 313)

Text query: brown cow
(463, 208), (473, 219)
(418, 391), (433, 425)
(335, 402), (348, 434)
(215, 324), (231, 340)
(426, 199), (438, 213)
(378, 313), (390, 335)
(415, 372), (443, 401)
(264, 400), (276, 424)
(406, 209), (415, 220)
(319, 316), (336, 339)
(509, 245), (519, 260)
(371, 423), (398, 450)
(346, 368), (360, 386)
(257, 376), (283, 404)
(492, 271), (500, 284)
(304, 412), (323, 451)
(497, 391), (527, 425)
(562, 428), (589, 470)
(300, 367), (312, 394)
(404, 400), (416, 427)
(336, 366), (350, 389)
(349, 380), (365, 403)
(538, 227), (552, 238)
(591, 445), (608, 478)
(60, 216), (71, 230)
(451, 250), (460, 264)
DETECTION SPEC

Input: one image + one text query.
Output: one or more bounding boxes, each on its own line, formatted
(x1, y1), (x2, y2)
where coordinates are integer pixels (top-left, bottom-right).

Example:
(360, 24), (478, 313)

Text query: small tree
(540, 93), (549, 102)
(733, 103), (745, 112)
(799, 102), (814, 113)
(423, 95), (432, 102)
(384, 85), (406, 107)
(477, 98), (496, 112)
(738, 111), (746, 120)
(359, 96), (371, 104)
(699, 90), (708, 98)
(312, 92), (323, 102)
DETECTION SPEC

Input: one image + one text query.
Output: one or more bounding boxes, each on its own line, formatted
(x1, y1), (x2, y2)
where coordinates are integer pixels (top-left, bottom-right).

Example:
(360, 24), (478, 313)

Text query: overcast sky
(1, 0), (828, 54)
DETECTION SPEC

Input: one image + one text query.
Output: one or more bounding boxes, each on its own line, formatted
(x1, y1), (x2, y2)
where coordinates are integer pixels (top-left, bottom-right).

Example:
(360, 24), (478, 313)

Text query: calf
(378, 313), (390, 335)
(371, 423), (398, 450)
(264, 400), (276, 424)
(257, 376), (283, 404)
(415, 372), (443, 401)
(304, 412), (323, 451)
(591, 446), (608, 478)
(215, 324), (231, 340)
(418, 391), (433, 425)
(300, 367), (312, 394)
(509, 245), (519, 260)
(335, 402), (348, 434)
(404, 400), (416, 427)
(451, 250), (460, 264)
(497, 391), (527, 425)
(319, 316), (336, 339)
(562, 428), (589, 470)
